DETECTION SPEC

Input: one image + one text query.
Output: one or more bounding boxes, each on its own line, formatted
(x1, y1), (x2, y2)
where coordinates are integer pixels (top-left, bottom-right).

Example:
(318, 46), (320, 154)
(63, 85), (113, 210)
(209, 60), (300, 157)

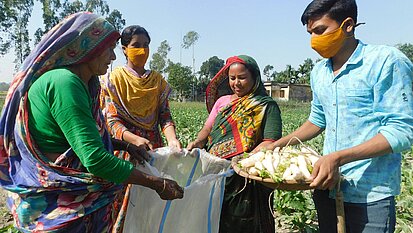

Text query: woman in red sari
(188, 55), (282, 233)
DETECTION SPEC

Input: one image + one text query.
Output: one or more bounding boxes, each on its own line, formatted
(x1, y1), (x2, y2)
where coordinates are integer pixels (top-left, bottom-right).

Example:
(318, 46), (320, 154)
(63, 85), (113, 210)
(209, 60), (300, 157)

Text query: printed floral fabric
(207, 95), (275, 159)
(0, 12), (122, 232)
(205, 55), (282, 159)
(100, 67), (174, 148)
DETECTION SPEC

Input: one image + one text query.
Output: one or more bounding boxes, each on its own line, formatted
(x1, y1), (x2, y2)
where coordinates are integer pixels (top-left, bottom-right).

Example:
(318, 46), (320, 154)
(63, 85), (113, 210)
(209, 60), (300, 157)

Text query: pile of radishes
(238, 146), (320, 183)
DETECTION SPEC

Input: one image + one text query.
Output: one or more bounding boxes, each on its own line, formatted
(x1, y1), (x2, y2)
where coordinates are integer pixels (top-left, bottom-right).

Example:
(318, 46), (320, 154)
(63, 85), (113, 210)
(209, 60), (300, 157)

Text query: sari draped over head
(205, 55), (282, 159)
(100, 66), (173, 147)
(206, 55), (281, 233)
(0, 12), (121, 232)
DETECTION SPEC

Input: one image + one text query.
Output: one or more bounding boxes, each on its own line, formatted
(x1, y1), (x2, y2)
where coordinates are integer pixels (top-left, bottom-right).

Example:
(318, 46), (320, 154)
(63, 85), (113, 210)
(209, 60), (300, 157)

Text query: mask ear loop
(344, 21), (365, 39)
(355, 22), (366, 28)
(349, 22), (365, 39)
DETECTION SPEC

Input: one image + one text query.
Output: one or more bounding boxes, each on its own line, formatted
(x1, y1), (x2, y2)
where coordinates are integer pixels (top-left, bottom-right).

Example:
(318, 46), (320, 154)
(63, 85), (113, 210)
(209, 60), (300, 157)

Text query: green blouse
(27, 68), (133, 184)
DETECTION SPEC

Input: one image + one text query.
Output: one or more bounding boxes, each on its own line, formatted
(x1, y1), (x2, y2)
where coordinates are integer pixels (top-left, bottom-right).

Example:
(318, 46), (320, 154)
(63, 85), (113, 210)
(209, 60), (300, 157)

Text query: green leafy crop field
(0, 100), (411, 232)
(170, 101), (413, 233)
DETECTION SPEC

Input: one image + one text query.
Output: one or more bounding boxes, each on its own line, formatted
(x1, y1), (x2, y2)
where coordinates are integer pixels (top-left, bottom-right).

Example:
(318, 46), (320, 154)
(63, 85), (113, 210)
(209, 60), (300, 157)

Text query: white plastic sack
(123, 147), (233, 233)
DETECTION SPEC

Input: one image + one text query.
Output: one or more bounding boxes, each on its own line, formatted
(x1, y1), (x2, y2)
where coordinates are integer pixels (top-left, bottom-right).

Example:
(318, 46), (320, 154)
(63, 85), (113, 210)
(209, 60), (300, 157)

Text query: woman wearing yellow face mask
(100, 25), (182, 232)
(100, 25), (181, 151)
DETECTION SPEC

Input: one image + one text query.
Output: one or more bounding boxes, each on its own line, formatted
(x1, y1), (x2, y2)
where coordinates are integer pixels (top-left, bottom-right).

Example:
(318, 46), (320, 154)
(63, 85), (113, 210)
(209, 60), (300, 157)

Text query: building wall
(278, 87), (289, 101)
(288, 85), (312, 102)
(264, 82), (288, 101)
(264, 82), (312, 102)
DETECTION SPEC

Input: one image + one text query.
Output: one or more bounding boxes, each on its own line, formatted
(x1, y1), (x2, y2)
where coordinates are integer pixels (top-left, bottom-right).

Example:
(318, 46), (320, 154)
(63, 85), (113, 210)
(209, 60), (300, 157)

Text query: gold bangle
(159, 179), (166, 194)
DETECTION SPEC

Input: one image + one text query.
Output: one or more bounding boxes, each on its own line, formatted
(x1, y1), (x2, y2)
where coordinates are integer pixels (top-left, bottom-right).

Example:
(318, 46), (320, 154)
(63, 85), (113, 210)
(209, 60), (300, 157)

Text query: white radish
(250, 151), (265, 161)
(265, 150), (273, 160)
(272, 149), (280, 170)
(290, 157), (298, 165)
(239, 157), (256, 168)
(306, 154), (320, 166)
(297, 155), (311, 180)
(289, 163), (304, 180)
(273, 147), (281, 159)
(239, 144), (320, 183)
(285, 147), (301, 155)
(239, 151), (265, 168)
(262, 158), (275, 174)
(255, 161), (264, 171)
(248, 167), (259, 176)
(303, 156), (312, 166)
(282, 167), (296, 182)
(282, 146), (293, 154)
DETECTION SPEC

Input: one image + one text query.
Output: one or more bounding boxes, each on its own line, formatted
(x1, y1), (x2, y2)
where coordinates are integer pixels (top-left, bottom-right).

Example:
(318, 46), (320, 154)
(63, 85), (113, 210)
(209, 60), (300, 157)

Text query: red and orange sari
(205, 55), (282, 233)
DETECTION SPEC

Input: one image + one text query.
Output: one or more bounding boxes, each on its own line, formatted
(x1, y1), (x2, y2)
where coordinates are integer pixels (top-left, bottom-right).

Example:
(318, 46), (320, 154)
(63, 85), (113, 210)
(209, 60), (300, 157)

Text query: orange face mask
(125, 47), (149, 67)
(311, 20), (351, 58)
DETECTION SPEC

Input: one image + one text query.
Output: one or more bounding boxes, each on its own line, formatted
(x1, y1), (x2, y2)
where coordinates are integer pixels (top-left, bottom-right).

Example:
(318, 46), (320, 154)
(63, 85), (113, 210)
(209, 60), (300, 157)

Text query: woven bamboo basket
(231, 136), (346, 231)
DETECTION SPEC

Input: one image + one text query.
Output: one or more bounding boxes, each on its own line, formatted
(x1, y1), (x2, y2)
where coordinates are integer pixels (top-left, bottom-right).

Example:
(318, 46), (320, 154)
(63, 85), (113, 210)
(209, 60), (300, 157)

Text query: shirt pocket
(345, 89), (373, 117)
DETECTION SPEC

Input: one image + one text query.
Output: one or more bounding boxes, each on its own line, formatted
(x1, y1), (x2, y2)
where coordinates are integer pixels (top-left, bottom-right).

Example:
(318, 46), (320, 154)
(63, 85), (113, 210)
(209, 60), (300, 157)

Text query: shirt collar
(346, 40), (365, 66)
(325, 40), (365, 73)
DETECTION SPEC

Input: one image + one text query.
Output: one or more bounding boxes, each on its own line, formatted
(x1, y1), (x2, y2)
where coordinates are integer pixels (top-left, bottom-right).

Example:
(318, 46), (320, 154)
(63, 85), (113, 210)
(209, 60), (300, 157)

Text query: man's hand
(309, 152), (341, 190)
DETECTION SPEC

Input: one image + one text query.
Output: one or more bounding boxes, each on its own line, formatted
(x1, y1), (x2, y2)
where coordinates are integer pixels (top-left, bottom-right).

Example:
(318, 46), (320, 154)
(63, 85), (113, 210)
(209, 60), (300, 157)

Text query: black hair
(301, 0), (357, 25)
(120, 25), (151, 46)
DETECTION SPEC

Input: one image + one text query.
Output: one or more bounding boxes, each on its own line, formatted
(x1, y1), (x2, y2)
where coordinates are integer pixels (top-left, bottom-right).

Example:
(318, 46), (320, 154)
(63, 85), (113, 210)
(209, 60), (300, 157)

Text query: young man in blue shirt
(269, 0), (413, 232)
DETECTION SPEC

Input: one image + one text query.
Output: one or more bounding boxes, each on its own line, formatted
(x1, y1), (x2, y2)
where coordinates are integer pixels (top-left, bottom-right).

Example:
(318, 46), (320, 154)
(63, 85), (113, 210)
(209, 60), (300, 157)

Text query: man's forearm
(275, 120), (324, 147)
(334, 133), (393, 166)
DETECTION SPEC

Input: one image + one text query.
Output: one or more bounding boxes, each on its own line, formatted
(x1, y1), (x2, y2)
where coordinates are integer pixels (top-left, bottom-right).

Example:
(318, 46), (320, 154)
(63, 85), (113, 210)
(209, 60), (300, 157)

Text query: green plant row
(170, 100), (413, 232)
(1, 100), (411, 232)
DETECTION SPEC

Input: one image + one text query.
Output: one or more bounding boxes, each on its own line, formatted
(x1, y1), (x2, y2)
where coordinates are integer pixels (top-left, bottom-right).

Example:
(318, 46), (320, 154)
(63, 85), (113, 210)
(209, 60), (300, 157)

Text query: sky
(1, 0), (413, 83)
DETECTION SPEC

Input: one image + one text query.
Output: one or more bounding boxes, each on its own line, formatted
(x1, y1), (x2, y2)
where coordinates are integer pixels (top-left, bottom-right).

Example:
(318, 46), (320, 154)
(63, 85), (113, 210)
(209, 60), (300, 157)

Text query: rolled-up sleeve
(376, 57), (413, 153)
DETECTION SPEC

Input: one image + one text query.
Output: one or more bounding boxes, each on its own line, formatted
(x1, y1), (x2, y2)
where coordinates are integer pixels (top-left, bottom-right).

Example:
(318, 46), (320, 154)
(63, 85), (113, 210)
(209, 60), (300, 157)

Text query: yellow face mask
(125, 47), (149, 67)
(311, 20), (351, 58)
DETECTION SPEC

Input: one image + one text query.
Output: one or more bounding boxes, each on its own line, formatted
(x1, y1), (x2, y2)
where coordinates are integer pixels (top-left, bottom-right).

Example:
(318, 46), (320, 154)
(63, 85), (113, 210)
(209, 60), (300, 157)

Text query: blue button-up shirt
(309, 40), (413, 203)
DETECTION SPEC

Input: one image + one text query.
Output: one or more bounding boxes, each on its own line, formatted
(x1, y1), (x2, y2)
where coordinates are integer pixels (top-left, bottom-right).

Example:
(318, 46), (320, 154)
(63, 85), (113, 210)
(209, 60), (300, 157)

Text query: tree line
(155, 42), (413, 101)
(1, 1), (413, 101)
